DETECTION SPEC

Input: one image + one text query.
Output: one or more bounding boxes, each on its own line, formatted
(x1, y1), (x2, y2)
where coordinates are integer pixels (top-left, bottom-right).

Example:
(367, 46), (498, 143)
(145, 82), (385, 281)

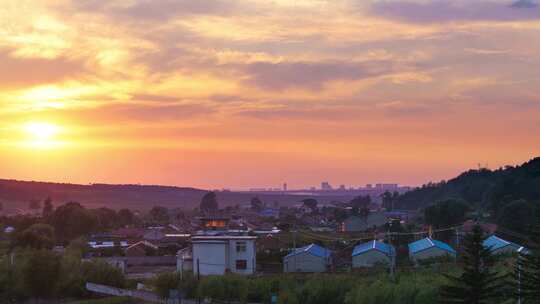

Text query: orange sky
(1, 0), (539, 189)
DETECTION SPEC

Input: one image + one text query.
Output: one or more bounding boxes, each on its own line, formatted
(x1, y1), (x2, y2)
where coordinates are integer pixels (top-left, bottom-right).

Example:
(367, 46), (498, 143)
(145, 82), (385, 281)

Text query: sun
(25, 122), (60, 140)
(22, 122), (63, 148)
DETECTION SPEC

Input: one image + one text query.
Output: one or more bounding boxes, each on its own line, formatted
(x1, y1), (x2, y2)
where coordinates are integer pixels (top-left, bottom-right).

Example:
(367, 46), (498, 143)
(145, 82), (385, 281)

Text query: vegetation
(200, 191), (219, 214)
(440, 225), (507, 304)
(515, 211), (540, 301)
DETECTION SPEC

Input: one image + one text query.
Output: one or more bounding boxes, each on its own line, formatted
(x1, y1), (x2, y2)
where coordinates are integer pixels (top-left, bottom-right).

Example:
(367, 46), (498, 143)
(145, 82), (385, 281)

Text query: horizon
(1, 0), (540, 190)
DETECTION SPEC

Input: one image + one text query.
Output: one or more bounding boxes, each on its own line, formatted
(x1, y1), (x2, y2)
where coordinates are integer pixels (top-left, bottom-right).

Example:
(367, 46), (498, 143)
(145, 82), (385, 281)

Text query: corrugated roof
(285, 243), (331, 259)
(483, 235), (521, 252)
(408, 238), (456, 255)
(352, 240), (395, 257)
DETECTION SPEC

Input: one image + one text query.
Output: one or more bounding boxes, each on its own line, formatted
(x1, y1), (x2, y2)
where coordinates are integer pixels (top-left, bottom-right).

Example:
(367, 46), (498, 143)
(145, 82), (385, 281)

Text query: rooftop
(285, 243), (331, 259)
(352, 240), (395, 257)
(408, 237), (456, 255)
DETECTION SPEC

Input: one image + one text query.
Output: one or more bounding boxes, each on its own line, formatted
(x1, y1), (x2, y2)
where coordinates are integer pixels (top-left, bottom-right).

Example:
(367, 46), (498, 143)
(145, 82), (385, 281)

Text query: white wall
(193, 242), (227, 275)
(227, 240), (256, 275)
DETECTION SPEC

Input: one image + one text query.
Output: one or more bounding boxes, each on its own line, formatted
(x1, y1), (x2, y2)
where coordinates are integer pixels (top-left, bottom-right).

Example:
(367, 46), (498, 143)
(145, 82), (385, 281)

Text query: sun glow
(22, 122), (63, 148)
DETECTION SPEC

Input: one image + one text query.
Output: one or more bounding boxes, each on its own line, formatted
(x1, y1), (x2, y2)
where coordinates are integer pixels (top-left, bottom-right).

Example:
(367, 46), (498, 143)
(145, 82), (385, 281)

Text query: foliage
(440, 225), (507, 304)
(11, 223), (55, 250)
(424, 199), (469, 228)
(148, 206), (170, 224)
(43, 196), (54, 218)
(515, 210), (540, 301)
(200, 192), (219, 215)
(497, 199), (536, 234)
(117, 208), (136, 227)
(251, 197), (264, 212)
(302, 198), (318, 211)
(81, 259), (126, 288)
(22, 249), (62, 299)
(50, 202), (99, 241)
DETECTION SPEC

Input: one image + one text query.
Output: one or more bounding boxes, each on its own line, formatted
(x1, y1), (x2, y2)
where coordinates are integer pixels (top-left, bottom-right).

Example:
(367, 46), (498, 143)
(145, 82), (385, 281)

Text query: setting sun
(24, 122), (60, 140)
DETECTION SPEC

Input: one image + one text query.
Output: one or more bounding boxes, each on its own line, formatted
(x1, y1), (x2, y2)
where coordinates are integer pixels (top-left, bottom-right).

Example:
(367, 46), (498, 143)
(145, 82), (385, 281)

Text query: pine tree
(440, 225), (506, 304)
(515, 210), (540, 301)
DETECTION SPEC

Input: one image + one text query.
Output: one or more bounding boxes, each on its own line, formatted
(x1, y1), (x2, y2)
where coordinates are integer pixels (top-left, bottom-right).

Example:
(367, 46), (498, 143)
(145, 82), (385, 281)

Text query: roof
(285, 243), (331, 259)
(192, 235), (257, 241)
(408, 238), (456, 255)
(483, 235), (521, 252)
(352, 240), (395, 257)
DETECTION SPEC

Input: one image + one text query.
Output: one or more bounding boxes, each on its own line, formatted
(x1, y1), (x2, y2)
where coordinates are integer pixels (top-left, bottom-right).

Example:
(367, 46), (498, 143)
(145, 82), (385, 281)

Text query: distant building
(283, 183), (288, 191)
(352, 240), (395, 268)
(192, 235), (256, 276)
(199, 217), (229, 231)
(408, 238), (456, 263)
(283, 243), (331, 273)
(259, 208), (280, 219)
(321, 182), (333, 191)
(143, 228), (166, 241)
(125, 240), (158, 257)
(483, 235), (525, 255)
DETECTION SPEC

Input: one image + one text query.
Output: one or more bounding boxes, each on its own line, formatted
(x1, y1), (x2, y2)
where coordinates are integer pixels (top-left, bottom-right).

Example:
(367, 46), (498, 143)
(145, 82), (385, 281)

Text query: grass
(67, 297), (145, 304)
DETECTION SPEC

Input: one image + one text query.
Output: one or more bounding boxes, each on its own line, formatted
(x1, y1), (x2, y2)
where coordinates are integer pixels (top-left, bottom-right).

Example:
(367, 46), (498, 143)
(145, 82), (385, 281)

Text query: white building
(283, 243), (331, 273)
(192, 235), (257, 276)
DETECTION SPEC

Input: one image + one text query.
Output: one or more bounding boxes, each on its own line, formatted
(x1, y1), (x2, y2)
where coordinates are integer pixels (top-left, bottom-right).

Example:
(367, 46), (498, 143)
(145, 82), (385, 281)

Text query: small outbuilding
(483, 235), (524, 255)
(283, 243), (331, 273)
(408, 238), (456, 263)
(352, 240), (395, 268)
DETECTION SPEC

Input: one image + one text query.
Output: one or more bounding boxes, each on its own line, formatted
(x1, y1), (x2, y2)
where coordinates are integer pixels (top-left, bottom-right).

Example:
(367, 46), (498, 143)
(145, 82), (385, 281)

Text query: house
(352, 240), (395, 268)
(192, 235), (257, 276)
(483, 235), (525, 255)
(143, 228), (166, 241)
(408, 238), (456, 263)
(259, 208), (280, 219)
(125, 240), (159, 257)
(177, 247), (193, 273)
(283, 244), (331, 273)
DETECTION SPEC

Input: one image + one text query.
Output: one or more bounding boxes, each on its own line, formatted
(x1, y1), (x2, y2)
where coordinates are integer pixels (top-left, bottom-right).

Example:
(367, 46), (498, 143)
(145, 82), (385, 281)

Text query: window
(236, 241), (247, 253)
(236, 259), (247, 270)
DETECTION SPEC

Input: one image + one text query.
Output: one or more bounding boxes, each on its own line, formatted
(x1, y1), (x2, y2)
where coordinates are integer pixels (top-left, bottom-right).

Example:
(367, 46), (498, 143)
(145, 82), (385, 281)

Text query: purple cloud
(74, 0), (234, 20)
(370, 0), (540, 23)
(0, 51), (85, 88)
(241, 61), (396, 90)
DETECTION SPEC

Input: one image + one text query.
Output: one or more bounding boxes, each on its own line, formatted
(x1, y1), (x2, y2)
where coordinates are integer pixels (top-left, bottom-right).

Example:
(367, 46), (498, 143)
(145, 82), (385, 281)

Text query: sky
(0, 0), (539, 190)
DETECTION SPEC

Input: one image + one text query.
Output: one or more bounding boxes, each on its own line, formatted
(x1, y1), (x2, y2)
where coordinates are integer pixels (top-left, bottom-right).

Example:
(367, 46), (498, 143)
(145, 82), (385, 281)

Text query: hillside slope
(396, 157), (540, 211)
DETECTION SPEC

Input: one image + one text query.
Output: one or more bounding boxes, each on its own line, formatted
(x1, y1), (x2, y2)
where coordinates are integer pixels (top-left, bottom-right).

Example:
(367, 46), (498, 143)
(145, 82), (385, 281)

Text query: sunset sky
(1, 0), (539, 190)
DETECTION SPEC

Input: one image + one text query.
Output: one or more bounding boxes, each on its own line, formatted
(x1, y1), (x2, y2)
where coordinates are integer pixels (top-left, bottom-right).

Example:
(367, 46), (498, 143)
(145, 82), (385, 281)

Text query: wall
(352, 250), (390, 268)
(284, 252), (327, 273)
(193, 242), (227, 275)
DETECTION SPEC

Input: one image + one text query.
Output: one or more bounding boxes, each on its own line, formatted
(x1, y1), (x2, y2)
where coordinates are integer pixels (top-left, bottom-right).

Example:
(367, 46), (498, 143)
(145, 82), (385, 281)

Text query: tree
(42, 197), (54, 218)
(440, 225), (506, 304)
(498, 199), (535, 234)
(200, 192), (219, 215)
(515, 210), (540, 302)
(250, 197), (264, 212)
(117, 208), (135, 227)
(425, 199), (469, 229)
(93, 207), (119, 230)
(149, 206), (170, 224)
(12, 223), (55, 250)
(28, 199), (41, 210)
(22, 250), (62, 299)
(302, 198), (318, 212)
(50, 202), (99, 241)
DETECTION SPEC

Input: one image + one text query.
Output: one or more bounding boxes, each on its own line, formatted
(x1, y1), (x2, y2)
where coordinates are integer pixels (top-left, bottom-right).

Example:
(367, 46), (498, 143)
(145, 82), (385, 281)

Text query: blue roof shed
(409, 238), (456, 256)
(353, 240), (395, 257)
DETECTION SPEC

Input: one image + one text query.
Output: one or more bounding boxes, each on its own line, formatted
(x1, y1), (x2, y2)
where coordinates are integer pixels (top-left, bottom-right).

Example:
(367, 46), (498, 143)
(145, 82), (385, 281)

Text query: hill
(0, 179), (356, 213)
(396, 157), (540, 233)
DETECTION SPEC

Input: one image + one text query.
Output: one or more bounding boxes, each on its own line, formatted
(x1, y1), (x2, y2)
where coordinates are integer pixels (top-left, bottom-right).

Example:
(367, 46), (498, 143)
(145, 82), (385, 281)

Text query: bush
(81, 260), (126, 288)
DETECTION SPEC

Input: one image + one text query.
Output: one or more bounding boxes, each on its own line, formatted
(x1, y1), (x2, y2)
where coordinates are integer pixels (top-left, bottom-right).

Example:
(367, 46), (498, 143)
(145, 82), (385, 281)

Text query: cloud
(241, 60), (397, 90)
(369, 0), (540, 23)
(0, 51), (85, 89)
(73, 0), (235, 21)
(511, 0), (538, 8)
